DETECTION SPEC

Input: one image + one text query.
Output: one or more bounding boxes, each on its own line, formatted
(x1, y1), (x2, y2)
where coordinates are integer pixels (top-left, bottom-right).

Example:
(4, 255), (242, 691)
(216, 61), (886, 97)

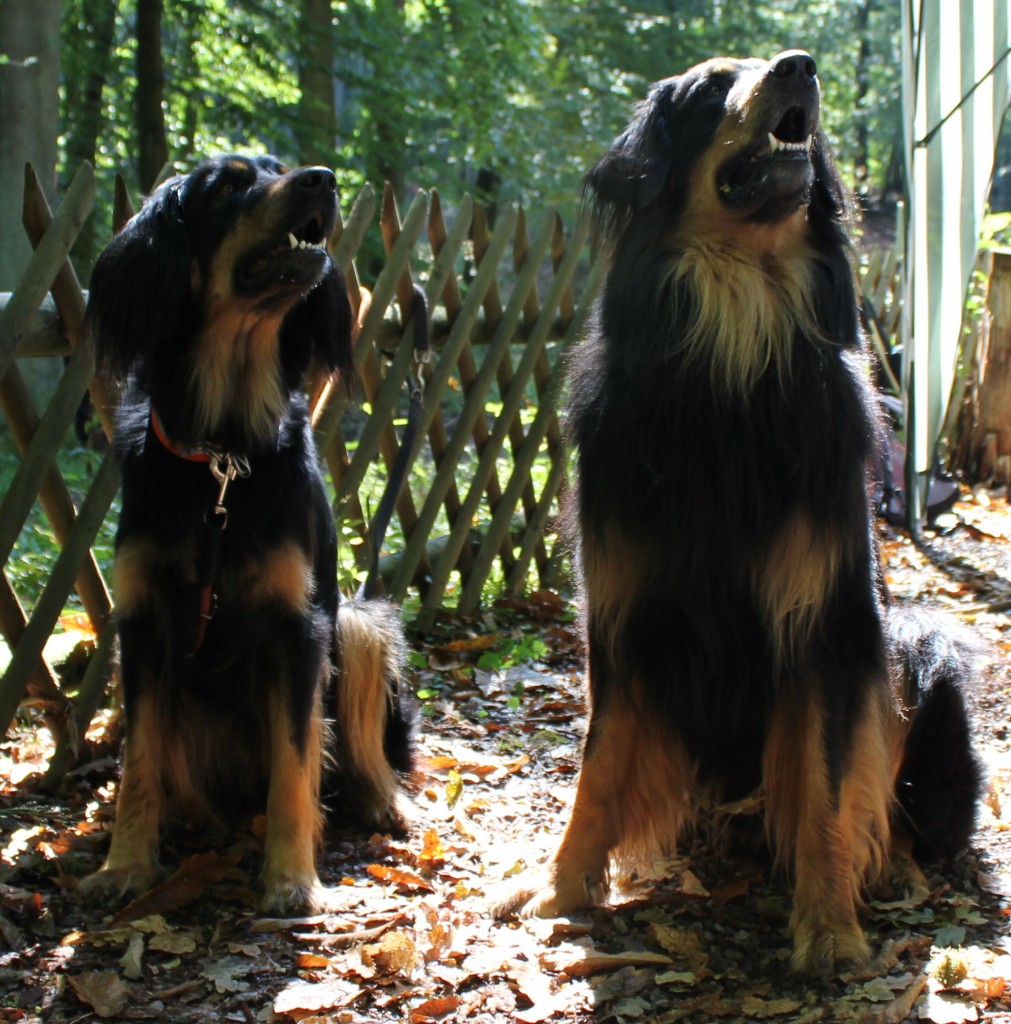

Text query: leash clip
(207, 451), (251, 525)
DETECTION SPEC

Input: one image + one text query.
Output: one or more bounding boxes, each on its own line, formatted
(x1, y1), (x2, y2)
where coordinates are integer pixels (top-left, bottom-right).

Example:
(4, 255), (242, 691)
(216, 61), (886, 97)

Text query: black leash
(193, 449), (251, 652)
(149, 409), (252, 654)
(358, 284), (429, 600)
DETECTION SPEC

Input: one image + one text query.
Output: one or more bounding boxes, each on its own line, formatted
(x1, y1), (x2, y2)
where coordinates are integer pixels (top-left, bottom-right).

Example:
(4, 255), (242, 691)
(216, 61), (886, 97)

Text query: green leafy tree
(58, 0), (905, 248)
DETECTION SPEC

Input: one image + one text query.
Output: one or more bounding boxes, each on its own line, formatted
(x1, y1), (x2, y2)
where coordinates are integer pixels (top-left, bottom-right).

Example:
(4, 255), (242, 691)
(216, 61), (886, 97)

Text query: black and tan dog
(80, 155), (412, 914)
(497, 52), (980, 974)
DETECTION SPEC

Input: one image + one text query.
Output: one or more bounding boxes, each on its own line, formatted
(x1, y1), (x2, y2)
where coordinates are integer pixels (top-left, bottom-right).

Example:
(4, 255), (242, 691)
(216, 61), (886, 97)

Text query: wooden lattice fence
(0, 161), (598, 780)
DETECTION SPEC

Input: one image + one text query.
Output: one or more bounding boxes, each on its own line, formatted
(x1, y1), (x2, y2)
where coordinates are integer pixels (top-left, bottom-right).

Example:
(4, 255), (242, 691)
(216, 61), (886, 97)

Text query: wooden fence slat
(333, 183), (376, 278)
(112, 173), (134, 232)
(22, 163), (115, 441)
(350, 190), (429, 368)
(500, 210), (544, 538)
(0, 577), (64, 707)
(0, 163), (94, 381)
(381, 185), (423, 325)
(507, 454), (569, 594)
(38, 618), (118, 792)
(0, 450), (119, 733)
(0, 342), (93, 566)
(0, 362), (112, 633)
(474, 205), (506, 321)
(389, 205), (520, 597)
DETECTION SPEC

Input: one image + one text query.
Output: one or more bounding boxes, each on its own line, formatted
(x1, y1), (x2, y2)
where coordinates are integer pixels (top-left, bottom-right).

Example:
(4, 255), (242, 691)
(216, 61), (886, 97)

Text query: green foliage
(60, 0), (904, 245)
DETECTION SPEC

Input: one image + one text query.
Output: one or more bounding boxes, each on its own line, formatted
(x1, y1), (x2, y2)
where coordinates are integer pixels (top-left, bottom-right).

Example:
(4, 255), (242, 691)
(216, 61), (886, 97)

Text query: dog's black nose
(294, 167), (337, 193)
(769, 50), (817, 81)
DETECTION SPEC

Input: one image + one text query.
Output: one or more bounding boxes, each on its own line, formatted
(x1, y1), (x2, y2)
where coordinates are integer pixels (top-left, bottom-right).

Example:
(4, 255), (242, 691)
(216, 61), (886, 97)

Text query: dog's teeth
(288, 232), (298, 250)
(768, 134), (812, 155)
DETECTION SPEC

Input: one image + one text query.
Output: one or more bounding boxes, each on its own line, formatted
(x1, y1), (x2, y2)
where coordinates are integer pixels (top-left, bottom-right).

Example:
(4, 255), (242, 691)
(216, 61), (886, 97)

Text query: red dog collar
(150, 408), (212, 463)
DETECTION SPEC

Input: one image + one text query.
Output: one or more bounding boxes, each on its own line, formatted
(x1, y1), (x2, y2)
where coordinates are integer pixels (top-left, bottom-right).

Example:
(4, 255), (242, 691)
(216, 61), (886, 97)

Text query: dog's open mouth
(280, 211), (328, 255)
(715, 101), (817, 217)
(236, 203), (337, 299)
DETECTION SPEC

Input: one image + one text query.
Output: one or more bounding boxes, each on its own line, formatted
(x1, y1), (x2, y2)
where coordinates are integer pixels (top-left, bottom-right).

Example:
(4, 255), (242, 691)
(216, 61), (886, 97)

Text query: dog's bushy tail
(888, 607), (982, 861)
(329, 598), (414, 829)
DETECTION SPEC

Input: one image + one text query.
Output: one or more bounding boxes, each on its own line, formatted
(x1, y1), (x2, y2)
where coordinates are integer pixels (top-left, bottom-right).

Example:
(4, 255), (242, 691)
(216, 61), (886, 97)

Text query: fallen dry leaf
(410, 995), (462, 1021)
(273, 977), (361, 1016)
(199, 956), (248, 993)
(647, 923), (708, 969)
(110, 851), (239, 924)
(540, 946), (674, 978)
(711, 877), (751, 906)
(418, 828), (447, 869)
(119, 930), (144, 980)
(67, 970), (129, 1018)
(367, 864), (436, 894)
(917, 989), (980, 1024)
(361, 929), (419, 978)
(741, 994), (805, 1019)
(148, 928), (199, 955)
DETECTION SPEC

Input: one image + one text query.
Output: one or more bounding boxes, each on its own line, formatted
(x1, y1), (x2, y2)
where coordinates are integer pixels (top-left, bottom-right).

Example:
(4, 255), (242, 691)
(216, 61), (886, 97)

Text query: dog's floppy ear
(806, 132), (859, 346)
(84, 177), (192, 380)
(809, 132), (848, 223)
(280, 261), (356, 392)
(584, 83), (677, 226)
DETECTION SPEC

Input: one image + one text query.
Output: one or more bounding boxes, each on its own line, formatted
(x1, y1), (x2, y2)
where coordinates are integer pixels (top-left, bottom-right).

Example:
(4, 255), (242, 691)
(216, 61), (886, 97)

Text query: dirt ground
(1, 490), (1009, 1024)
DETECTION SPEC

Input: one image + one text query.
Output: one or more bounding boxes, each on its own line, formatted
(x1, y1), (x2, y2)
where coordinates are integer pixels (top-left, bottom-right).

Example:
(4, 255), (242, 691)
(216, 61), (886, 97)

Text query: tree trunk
(175, 1), (203, 165)
(63, 0), (119, 281)
(297, 0), (336, 168)
(852, 0), (873, 192)
(0, 0), (62, 413)
(136, 0), (168, 192)
(0, 0), (61, 289)
(370, 0), (407, 200)
(953, 249), (1011, 484)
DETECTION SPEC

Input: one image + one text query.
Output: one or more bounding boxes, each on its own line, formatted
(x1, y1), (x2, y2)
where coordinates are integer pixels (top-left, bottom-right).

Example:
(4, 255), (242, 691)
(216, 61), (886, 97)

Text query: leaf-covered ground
(1, 491), (1010, 1024)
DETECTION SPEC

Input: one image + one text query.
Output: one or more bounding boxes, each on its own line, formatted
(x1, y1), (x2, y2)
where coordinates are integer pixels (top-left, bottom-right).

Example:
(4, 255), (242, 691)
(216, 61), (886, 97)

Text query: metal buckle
(207, 451), (251, 525)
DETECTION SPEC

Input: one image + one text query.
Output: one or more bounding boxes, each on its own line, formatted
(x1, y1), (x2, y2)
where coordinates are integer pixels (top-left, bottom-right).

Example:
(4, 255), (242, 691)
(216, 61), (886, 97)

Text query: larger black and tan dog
(497, 52), (980, 973)
(80, 155), (412, 914)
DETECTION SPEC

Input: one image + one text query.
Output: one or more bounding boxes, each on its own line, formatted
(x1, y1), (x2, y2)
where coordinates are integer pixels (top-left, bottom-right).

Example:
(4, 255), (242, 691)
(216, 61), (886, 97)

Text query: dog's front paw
(260, 873), (350, 916)
(78, 862), (164, 905)
(790, 914), (871, 976)
(492, 868), (605, 920)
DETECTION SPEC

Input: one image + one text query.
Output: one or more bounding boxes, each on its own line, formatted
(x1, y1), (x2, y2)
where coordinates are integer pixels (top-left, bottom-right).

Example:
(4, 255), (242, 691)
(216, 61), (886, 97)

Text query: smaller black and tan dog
(80, 155), (412, 913)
